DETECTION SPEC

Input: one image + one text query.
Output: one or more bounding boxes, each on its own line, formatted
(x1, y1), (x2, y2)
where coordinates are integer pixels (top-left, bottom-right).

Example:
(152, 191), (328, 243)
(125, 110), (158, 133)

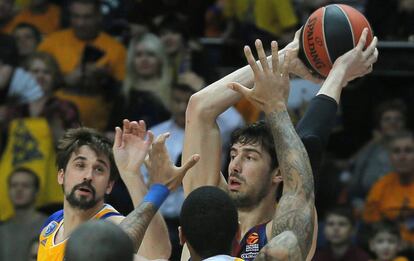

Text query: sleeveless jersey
(37, 204), (122, 261)
(232, 222), (268, 261)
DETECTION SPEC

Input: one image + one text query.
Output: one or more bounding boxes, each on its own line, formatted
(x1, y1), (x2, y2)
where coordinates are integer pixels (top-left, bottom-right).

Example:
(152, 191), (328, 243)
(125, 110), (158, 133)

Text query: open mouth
(228, 179), (242, 190)
(77, 187), (92, 195)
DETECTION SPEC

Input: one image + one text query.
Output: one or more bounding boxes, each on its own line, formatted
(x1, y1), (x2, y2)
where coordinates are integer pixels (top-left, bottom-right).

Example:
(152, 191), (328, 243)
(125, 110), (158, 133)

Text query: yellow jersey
(37, 204), (122, 261)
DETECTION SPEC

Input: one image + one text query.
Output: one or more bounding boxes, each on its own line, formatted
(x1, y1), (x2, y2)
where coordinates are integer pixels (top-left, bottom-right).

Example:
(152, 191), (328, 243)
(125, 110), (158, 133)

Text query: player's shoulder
(39, 209), (63, 238)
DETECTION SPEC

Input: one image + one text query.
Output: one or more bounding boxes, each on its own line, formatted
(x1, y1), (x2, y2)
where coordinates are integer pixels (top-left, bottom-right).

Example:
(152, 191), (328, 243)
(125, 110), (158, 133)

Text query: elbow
(186, 92), (215, 123)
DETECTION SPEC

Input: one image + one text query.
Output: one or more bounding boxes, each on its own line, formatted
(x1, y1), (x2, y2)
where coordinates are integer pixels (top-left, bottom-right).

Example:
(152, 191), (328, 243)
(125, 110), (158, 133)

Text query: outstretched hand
(145, 133), (200, 191)
(228, 39), (292, 114)
(113, 119), (154, 177)
(332, 28), (378, 86)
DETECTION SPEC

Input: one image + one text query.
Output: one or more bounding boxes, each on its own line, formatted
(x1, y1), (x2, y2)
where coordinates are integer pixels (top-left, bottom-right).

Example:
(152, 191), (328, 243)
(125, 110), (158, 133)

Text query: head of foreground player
(179, 186), (239, 260)
(228, 121), (281, 210)
(57, 127), (119, 211)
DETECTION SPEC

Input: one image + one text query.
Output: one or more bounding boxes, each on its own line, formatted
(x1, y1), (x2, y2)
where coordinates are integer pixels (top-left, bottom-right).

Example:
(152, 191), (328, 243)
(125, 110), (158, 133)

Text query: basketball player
(181, 28), (378, 260)
(37, 121), (198, 261)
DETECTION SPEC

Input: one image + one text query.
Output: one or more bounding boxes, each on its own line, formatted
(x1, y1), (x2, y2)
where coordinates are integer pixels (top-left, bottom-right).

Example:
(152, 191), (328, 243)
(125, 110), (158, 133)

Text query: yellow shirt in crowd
(38, 29), (126, 81)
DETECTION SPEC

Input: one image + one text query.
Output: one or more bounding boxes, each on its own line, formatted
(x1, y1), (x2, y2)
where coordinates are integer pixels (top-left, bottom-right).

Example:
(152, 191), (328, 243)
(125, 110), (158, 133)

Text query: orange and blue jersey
(232, 223), (268, 261)
(37, 204), (122, 261)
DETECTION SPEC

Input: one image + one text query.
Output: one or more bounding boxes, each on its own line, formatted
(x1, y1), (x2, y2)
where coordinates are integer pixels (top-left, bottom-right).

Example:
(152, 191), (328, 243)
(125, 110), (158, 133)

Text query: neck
(62, 200), (104, 238)
(330, 241), (350, 259)
(29, 96), (49, 117)
(13, 206), (37, 222)
(237, 193), (276, 236)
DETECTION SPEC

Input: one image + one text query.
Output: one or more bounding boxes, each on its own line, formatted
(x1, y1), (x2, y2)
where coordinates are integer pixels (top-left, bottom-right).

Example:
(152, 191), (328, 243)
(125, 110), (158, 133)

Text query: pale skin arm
(119, 133), (199, 253)
(182, 30), (320, 197)
(113, 119), (170, 258)
(229, 40), (315, 259)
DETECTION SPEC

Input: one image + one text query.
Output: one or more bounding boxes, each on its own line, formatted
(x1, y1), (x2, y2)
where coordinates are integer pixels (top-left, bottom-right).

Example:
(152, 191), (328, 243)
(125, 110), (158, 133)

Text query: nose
(84, 167), (93, 181)
(229, 155), (242, 175)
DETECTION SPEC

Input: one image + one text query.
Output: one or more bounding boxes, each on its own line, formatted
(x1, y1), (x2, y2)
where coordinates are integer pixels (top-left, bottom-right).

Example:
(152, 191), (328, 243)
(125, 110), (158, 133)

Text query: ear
(272, 168), (283, 184)
(57, 169), (64, 185)
(178, 226), (186, 246)
(105, 180), (115, 195)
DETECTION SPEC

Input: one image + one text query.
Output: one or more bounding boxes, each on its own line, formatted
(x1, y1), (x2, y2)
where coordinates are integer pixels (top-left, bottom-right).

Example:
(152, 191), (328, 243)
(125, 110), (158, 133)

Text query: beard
(65, 180), (100, 210)
(229, 181), (271, 209)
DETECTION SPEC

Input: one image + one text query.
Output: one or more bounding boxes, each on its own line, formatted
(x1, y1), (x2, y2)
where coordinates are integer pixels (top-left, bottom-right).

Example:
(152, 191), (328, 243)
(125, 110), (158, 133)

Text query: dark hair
(8, 167), (40, 192)
(13, 23), (42, 43)
(155, 14), (189, 41)
(23, 52), (63, 91)
(388, 130), (414, 148)
(0, 33), (18, 66)
(231, 121), (279, 170)
(325, 205), (355, 226)
(374, 99), (407, 128)
(56, 127), (119, 182)
(180, 186), (238, 259)
(369, 220), (401, 240)
(70, 0), (101, 12)
(65, 220), (134, 261)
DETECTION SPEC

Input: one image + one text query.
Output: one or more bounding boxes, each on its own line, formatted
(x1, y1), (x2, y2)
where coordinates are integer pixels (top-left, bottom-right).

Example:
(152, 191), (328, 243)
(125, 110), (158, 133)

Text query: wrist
(143, 184), (170, 210)
(263, 102), (287, 115)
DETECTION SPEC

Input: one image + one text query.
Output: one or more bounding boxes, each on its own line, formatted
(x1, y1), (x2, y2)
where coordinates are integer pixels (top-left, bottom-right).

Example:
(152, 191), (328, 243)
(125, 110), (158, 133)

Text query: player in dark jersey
(181, 28), (378, 261)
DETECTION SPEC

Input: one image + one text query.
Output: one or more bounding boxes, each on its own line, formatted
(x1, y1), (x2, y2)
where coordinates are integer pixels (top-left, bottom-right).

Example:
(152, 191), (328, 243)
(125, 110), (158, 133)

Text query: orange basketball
(299, 4), (373, 78)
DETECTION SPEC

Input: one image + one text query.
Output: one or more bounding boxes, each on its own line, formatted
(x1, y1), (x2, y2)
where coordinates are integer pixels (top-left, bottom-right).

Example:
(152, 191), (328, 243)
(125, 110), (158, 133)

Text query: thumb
(179, 154), (200, 175)
(227, 82), (250, 97)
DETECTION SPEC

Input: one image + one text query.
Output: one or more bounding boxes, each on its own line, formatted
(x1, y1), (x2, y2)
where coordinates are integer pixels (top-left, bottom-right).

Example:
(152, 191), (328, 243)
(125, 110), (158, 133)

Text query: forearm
(316, 66), (346, 104)
(190, 48), (288, 121)
(266, 106), (314, 197)
(120, 201), (157, 253)
(121, 172), (171, 258)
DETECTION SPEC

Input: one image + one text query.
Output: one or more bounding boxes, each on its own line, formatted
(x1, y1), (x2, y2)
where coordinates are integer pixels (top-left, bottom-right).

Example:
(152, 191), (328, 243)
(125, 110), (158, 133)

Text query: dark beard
(66, 180), (99, 210)
(229, 183), (271, 209)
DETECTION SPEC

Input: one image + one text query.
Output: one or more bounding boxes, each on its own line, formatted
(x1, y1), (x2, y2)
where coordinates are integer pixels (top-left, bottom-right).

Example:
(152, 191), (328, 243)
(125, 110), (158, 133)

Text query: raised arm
(182, 30), (320, 196)
(112, 119), (170, 259)
(229, 39), (315, 259)
(119, 133), (199, 253)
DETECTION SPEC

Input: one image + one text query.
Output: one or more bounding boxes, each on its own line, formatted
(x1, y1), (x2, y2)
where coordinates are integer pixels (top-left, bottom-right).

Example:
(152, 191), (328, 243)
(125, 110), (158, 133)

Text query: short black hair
(13, 23), (42, 43)
(180, 186), (238, 259)
(0, 33), (18, 66)
(56, 127), (119, 182)
(65, 220), (134, 261)
(8, 167), (40, 192)
(374, 99), (407, 127)
(231, 121), (279, 170)
(369, 220), (401, 240)
(325, 205), (355, 226)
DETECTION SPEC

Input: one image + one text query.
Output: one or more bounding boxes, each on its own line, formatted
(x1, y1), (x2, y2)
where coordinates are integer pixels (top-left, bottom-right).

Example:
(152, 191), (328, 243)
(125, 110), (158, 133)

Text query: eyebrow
(230, 147), (262, 155)
(73, 156), (109, 168)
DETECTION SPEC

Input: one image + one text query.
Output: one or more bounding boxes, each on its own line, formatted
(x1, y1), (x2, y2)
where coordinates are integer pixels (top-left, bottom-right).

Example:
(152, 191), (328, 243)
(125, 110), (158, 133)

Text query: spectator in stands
(349, 99), (407, 214)
(38, 0), (126, 84)
(0, 167), (47, 261)
(369, 221), (408, 261)
(12, 23), (42, 63)
(364, 131), (414, 245)
(314, 206), (370, 261)
(22, 52), (80, 143)
(8, 0), (61, 35)
(0, 33), (43, 104)
(108, 33), (171, 132)
(156, 14), (215, 83)
(0, 0), (16, 34)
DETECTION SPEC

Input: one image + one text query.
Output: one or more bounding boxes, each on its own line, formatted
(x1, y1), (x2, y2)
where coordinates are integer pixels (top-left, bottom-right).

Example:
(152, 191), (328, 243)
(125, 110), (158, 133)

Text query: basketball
(299, 4), (373, 78)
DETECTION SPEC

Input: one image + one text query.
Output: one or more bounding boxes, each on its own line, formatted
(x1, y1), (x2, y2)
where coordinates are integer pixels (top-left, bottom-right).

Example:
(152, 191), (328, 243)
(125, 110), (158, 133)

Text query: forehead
(70, 2), (97, 14)
(10, 171), (34, 183)
(231, 142), (266, 154)
(391, 137), (414, 148)
(69, 145), (110, 165)
(373, 231), (398, 240)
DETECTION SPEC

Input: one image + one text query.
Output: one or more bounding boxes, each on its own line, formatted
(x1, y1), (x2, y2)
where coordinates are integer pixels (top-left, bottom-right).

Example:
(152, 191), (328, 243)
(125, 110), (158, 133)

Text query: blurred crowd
(0, 0), (413, 261)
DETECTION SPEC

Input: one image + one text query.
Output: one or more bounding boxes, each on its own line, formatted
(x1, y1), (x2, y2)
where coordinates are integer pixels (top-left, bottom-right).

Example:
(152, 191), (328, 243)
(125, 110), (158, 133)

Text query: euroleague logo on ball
(305, 17), (326, 70)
